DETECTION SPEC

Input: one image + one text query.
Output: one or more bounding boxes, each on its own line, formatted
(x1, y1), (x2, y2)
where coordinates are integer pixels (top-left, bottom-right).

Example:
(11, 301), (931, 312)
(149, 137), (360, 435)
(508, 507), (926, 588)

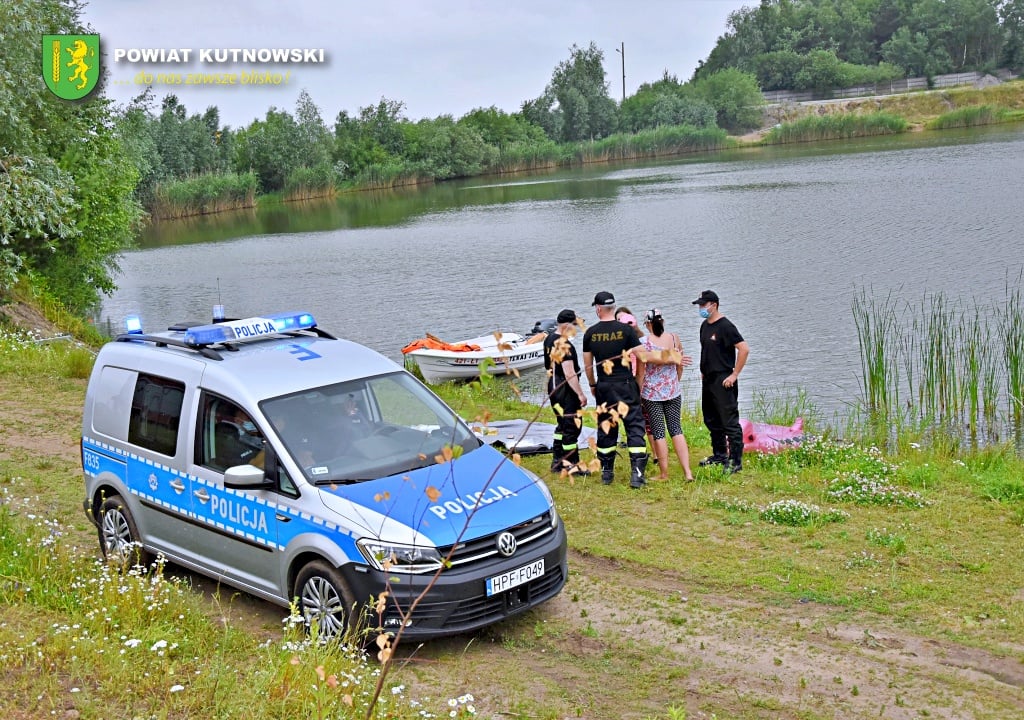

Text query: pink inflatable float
(740, 417), (804, 454)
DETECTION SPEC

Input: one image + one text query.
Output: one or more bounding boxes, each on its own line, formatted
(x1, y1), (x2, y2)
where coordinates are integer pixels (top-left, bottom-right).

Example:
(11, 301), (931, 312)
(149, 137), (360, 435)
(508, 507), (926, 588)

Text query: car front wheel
(294, 560), (356, 641)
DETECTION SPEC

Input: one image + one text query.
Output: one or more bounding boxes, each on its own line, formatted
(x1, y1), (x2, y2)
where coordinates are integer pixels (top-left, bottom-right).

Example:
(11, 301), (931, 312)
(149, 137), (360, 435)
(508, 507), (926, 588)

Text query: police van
(81, 310), (567, 640)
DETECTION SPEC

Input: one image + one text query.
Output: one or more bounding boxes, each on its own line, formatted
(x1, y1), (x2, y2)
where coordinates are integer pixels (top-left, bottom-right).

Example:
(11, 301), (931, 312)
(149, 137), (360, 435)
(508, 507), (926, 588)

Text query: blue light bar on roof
(124, 315), (143, 334)
(183, 311), (316, 346)
(184, 323), (236, 346)
(266, 311), (316, 332)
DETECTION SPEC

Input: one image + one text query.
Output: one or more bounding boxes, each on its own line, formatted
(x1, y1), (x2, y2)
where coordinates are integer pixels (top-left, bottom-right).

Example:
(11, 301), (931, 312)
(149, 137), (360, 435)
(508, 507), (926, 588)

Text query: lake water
(102, 124), (1024, 422)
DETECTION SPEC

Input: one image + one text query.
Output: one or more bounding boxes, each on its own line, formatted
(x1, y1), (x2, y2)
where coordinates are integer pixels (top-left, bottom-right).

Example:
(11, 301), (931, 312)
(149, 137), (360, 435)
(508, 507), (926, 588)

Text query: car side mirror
(224, 463), (270, 489)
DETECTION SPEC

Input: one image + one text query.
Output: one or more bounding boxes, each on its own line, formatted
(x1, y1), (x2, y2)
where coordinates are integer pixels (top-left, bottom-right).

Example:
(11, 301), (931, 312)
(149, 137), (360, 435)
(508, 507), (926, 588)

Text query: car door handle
(275, 513), (291, 522)
(169, 479), (185, 493)
(194, 489), (210, 504)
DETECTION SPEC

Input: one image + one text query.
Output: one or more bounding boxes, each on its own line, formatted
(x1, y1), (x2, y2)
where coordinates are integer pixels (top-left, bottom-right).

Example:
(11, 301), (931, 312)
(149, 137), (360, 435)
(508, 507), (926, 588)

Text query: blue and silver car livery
(81, 311), (567, 640)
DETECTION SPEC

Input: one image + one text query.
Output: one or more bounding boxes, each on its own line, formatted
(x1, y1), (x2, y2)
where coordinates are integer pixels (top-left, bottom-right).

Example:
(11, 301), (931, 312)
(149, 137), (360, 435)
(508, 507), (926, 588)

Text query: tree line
(123, 41), (760, 221)
(696, 0), (1024, 91)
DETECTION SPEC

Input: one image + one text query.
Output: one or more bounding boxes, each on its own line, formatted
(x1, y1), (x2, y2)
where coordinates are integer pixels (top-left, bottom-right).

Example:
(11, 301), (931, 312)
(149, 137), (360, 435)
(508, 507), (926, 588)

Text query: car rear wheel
(98, 494), (152, 567)
(295, 560), (356, 641)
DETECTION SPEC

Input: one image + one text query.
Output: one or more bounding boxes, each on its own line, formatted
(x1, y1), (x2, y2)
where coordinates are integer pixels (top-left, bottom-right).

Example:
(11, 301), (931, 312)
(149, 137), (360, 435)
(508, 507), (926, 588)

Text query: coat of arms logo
(42, 34), (101, 100)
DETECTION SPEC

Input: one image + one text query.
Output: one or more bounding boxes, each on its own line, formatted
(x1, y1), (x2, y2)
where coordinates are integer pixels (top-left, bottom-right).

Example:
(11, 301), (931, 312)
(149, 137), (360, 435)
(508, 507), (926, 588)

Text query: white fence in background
(762, 69), (1018, 104)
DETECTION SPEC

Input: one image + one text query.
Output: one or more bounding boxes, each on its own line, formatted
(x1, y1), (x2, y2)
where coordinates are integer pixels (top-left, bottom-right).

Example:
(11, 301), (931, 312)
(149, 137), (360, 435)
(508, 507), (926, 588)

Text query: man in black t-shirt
(543, 309), (588, 474)
(583, 291), (648, 487)
(692, 290), (750, 473)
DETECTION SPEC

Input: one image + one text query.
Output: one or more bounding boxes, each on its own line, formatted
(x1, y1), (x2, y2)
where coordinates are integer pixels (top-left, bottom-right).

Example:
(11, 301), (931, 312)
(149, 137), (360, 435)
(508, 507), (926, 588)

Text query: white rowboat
(403, 332), (545, 384)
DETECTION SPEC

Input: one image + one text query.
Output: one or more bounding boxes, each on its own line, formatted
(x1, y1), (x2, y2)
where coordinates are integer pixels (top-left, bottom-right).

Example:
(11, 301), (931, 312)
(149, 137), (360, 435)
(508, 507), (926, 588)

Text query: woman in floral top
(635, 308), (694, 480)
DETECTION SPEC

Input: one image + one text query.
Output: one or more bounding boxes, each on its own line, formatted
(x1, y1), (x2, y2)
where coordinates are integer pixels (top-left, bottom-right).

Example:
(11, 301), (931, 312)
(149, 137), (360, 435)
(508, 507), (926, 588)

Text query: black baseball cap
(556, 308), (577, 324)
(692, 290), (719, 305)
(592, 291), (616, 307)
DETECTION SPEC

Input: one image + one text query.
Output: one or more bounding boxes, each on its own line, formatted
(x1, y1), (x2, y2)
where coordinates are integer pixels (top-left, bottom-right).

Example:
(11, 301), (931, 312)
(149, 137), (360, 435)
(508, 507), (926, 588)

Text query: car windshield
(260, 371), (481, 484)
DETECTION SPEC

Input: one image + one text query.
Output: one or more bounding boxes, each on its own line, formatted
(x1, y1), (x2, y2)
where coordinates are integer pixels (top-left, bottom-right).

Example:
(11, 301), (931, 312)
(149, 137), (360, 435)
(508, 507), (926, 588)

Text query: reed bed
(926, 105), (1012, 129)
(1000, 279), (1024, 453)
(349, 162), (433, 190)
(852, 279), (1024, 452)
(489, 140), (567, 174)
(852, 287), (900, 445)
(283, 163), (338, 201)
(151, 172), (257, 220)
(764, 112), (908, 144)
(572, 125), (729, 163)
(485, 125), (729, 175)
(751, 385), (822, 429)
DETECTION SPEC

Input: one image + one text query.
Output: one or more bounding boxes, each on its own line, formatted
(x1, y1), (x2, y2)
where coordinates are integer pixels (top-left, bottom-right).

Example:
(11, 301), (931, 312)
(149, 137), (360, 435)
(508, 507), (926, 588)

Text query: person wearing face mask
(692, 290), (749, 473)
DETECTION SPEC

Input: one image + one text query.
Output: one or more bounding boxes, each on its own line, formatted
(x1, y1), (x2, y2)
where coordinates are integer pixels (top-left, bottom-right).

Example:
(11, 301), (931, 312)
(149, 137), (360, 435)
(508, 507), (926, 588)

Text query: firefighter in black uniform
(583, 291), (649, 487)
(543, 309), (588, 474)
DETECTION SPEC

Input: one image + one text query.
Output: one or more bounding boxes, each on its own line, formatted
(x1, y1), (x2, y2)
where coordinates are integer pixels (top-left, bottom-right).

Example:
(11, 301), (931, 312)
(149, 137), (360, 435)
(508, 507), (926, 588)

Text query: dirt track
(153, 546), (1024, 718)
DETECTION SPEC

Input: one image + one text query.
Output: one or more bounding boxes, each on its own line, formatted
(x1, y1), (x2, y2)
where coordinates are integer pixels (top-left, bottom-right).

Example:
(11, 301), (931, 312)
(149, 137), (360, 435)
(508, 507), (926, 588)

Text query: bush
(689, 68), (764, 134)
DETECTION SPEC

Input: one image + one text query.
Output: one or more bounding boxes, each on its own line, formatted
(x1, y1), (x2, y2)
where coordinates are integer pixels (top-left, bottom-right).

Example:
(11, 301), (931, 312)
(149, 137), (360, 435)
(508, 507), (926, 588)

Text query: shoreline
(146, 79), (1024, 223)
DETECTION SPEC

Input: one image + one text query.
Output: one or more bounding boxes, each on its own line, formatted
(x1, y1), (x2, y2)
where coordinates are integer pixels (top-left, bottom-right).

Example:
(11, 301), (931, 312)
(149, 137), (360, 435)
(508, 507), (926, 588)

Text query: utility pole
(615, 42), (625, 102)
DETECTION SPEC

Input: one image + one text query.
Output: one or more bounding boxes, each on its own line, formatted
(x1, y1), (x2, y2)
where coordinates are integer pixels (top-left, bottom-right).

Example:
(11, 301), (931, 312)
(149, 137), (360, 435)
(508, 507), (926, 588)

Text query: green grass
(0, 517), (446, 719)
(547, 419), (1024, 628)
(0, 324), (95, 378)
(4, 323), (1024, 718)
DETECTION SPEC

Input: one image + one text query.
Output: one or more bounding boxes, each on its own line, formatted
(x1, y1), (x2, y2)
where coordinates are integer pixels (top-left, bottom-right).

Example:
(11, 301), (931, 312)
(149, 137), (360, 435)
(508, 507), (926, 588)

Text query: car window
(199, 395), (266, 472)
(127, 373), (184, 456)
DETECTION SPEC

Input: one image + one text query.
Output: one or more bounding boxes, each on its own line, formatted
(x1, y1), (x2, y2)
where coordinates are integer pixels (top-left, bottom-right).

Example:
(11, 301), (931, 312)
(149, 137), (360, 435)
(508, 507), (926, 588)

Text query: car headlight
(522, 468), (559, 529)
(357, 539), (444, 574)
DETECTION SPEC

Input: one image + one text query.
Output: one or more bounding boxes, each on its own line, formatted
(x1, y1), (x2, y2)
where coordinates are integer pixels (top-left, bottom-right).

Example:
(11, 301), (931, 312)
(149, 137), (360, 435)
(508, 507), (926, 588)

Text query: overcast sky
(81, 0), (750, 128)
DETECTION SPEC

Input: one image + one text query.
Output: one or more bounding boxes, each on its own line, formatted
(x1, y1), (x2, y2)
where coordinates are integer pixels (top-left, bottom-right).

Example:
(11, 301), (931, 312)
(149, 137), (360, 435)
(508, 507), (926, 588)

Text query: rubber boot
(629, 453), (649, 489)
(599, 453), (616, 485)
(549, 438), (564, 472)
(727, 447), (743, 474)
(563, 446), (588, 476)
